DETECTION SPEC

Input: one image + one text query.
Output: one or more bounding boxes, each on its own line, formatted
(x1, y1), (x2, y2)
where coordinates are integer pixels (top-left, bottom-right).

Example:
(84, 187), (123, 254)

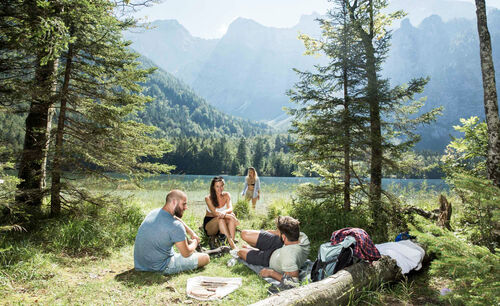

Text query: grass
(1, 176), (498, 305)
(0, 177), (293, 305)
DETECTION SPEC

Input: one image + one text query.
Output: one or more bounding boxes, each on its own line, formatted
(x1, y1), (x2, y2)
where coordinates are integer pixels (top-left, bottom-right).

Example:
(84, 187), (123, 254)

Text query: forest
(0, 0), (499, 304)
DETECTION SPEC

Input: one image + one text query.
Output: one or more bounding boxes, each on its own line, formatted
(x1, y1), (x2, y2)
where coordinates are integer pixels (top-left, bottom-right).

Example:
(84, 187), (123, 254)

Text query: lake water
(145, 174), (448, 192)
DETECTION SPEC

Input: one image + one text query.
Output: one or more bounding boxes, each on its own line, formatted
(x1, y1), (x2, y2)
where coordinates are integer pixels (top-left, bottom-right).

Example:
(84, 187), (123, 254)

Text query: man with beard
(134, 190), (210, 274)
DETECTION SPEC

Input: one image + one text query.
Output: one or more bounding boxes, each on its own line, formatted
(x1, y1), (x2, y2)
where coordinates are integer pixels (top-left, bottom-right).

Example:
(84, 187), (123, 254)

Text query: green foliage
(161, 134), (298, 176)
(290, 198), (370, 245)
(0, 199), (144, 264)
(233, 198), (250, 219)
(441, 117), (499, 251)
(411, 222), (500, 305)
(136, 56), (271, 139)
(0, 143), (21, 223)
(452, 174), (500, 252)
(442, 116), (488, 177)
(288, 0), (441, 241)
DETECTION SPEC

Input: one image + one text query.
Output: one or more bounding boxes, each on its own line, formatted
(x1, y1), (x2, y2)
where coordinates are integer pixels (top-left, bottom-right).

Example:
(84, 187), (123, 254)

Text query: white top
(206, 205), (228, 213)
(206, 197), (229, 213)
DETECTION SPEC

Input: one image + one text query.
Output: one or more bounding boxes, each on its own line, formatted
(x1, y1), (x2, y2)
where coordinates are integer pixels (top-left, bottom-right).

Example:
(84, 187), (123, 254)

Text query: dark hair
(209, 176), (225, 208)
(276, 216), (300, 241)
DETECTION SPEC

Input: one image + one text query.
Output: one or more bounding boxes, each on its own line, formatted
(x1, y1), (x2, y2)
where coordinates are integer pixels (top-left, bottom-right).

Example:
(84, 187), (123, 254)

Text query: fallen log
(251, 256), (402, 306)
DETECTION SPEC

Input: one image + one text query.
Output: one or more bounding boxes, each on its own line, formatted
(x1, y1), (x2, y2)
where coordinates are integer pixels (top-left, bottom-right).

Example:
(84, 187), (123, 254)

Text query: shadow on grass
(114, 268), (171, 287)
(230, 263), (259, 277)
(406, 265), (445, 305)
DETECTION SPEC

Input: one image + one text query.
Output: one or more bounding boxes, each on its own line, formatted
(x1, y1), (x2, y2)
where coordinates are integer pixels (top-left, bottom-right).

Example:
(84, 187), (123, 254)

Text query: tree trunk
(343, 69), (351, 211)
(251, 256), (401, 306)
(475, 0), (500, 188)
(51, 43), (74, 216)
(345, 0), (386, 239)
(16, 56), (58, 212)
(437, 195), (452, 230)
(364, 0), (386, 240)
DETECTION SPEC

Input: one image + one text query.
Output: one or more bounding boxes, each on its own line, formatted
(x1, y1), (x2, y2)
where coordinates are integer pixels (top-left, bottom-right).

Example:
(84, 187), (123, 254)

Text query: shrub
(289, 198), (369, 243)
(259, 198), (292, 229)
(0, 199), (144, 262)
(233, 198), (250, 219)
(411, 221), (500, 305)
(451, 174), (500, 252)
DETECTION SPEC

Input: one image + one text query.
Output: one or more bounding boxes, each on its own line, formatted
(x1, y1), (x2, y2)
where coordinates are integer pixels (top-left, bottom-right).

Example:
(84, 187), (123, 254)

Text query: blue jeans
(163, 252), (199, 275)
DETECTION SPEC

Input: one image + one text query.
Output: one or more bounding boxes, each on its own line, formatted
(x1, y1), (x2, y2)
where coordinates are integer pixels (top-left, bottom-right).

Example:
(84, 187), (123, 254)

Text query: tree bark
(16, 56), (58, 211)
(475, 0), (500, 188)
(51, 43), (74, 216)
(343, 68), (351, 211)
(437, 195), (452, 230)
(15, 0), (59, 215)
(350, 0), (386, 240)
(251, 256), (401, 306)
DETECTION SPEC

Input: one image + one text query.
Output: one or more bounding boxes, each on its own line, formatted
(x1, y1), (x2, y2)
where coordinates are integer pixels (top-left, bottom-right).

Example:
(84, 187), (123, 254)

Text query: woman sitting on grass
(204, 176), (239, 249)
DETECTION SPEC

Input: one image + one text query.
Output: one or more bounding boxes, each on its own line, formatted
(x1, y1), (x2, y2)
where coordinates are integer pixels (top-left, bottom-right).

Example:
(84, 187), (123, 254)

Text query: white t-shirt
(269, 232), (310, 273)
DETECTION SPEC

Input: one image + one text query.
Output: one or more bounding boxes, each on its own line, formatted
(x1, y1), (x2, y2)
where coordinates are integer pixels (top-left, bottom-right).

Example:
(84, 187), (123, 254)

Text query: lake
(144, 174), (448, 191)
(130, 174), (448, 214)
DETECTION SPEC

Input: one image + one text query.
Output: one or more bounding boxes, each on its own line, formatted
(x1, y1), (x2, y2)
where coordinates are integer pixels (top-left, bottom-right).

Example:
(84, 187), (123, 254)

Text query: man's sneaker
(227, 258), (237, 267)
(229, 248), (239, 258)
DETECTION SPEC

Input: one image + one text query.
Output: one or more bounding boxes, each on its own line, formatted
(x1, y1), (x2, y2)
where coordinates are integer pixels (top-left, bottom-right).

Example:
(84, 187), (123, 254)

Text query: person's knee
(197, 253), (210, 268)
(241, 230), (252, 241)
(237, 249), (247, 260)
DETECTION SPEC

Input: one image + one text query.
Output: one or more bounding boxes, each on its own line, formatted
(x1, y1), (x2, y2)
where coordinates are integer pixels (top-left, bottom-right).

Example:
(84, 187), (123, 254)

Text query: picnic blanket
(186, 276), (242, 301)
(375, 240), (425, 274)
(236, 258), (314, 285)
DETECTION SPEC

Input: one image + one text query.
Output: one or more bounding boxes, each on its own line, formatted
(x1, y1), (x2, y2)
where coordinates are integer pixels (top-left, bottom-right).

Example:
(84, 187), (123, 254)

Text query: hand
(259, 268), (273, 278)
(191, 234), (200, 245)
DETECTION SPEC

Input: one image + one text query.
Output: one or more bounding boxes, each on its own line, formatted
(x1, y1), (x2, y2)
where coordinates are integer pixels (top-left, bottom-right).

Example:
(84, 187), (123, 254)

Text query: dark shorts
(203, 216), (226, 238)
(203, 216), (217, 235)
(246, 230), (284, 267)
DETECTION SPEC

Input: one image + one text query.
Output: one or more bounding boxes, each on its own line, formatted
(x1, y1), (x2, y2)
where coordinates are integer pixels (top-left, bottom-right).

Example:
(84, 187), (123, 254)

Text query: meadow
(1, 176), (498, 305)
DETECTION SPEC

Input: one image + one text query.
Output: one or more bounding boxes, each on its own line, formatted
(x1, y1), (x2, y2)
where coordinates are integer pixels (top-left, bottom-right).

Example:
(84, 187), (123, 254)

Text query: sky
(133, 0), (500, 39)
(133, 0), (331, 38)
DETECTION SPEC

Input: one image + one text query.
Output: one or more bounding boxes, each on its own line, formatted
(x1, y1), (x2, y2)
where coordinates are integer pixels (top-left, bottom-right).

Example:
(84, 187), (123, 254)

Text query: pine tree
(1, 0), (72, 213)
(252, 138), (266, 173)
(288, 0), (367, 211)
(290, 0), (441, 239)
(236, 137), (249, 170)
(1, 0), (171, 218)
(48, 0), (171, 215)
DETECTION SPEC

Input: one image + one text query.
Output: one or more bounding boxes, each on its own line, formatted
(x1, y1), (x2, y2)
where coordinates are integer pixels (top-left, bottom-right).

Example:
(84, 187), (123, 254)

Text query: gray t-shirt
(134, 208), (186, 272)
(269, 232), (310, 274)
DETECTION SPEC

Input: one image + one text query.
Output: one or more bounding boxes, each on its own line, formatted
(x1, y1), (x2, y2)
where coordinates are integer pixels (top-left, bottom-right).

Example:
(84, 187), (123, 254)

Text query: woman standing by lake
(204, 176), (239, 249)
(242, 167), (261, 209)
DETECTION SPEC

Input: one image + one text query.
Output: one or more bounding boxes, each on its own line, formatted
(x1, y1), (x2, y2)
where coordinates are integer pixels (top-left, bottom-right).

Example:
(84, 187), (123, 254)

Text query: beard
(174, 204), (184, 218)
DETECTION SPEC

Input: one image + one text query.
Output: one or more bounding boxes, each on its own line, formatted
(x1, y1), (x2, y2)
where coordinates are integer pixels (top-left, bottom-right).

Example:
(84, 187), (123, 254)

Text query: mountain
(126, 14), (325, 121)
(137, 56), (271, 138)
(189, 15), (324, 120)
(384, 11), (500, 149)
(126, 20), (218, 84)
(127, 2), (500, 150)
(387, 0), (477, 27)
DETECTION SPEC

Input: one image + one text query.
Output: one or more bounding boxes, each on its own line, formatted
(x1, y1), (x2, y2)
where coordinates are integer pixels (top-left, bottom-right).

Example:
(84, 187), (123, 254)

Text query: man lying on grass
(134, 190), (210, 275)
(236, 216), (310, 283)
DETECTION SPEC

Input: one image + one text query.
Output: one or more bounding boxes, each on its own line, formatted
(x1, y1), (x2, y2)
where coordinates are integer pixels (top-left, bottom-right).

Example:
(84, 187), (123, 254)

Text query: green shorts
(163, 252), (199, 275)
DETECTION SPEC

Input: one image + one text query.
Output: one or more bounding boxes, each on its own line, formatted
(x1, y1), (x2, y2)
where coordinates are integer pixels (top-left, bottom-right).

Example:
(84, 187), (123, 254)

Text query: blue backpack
(310, 236), (356, 282)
